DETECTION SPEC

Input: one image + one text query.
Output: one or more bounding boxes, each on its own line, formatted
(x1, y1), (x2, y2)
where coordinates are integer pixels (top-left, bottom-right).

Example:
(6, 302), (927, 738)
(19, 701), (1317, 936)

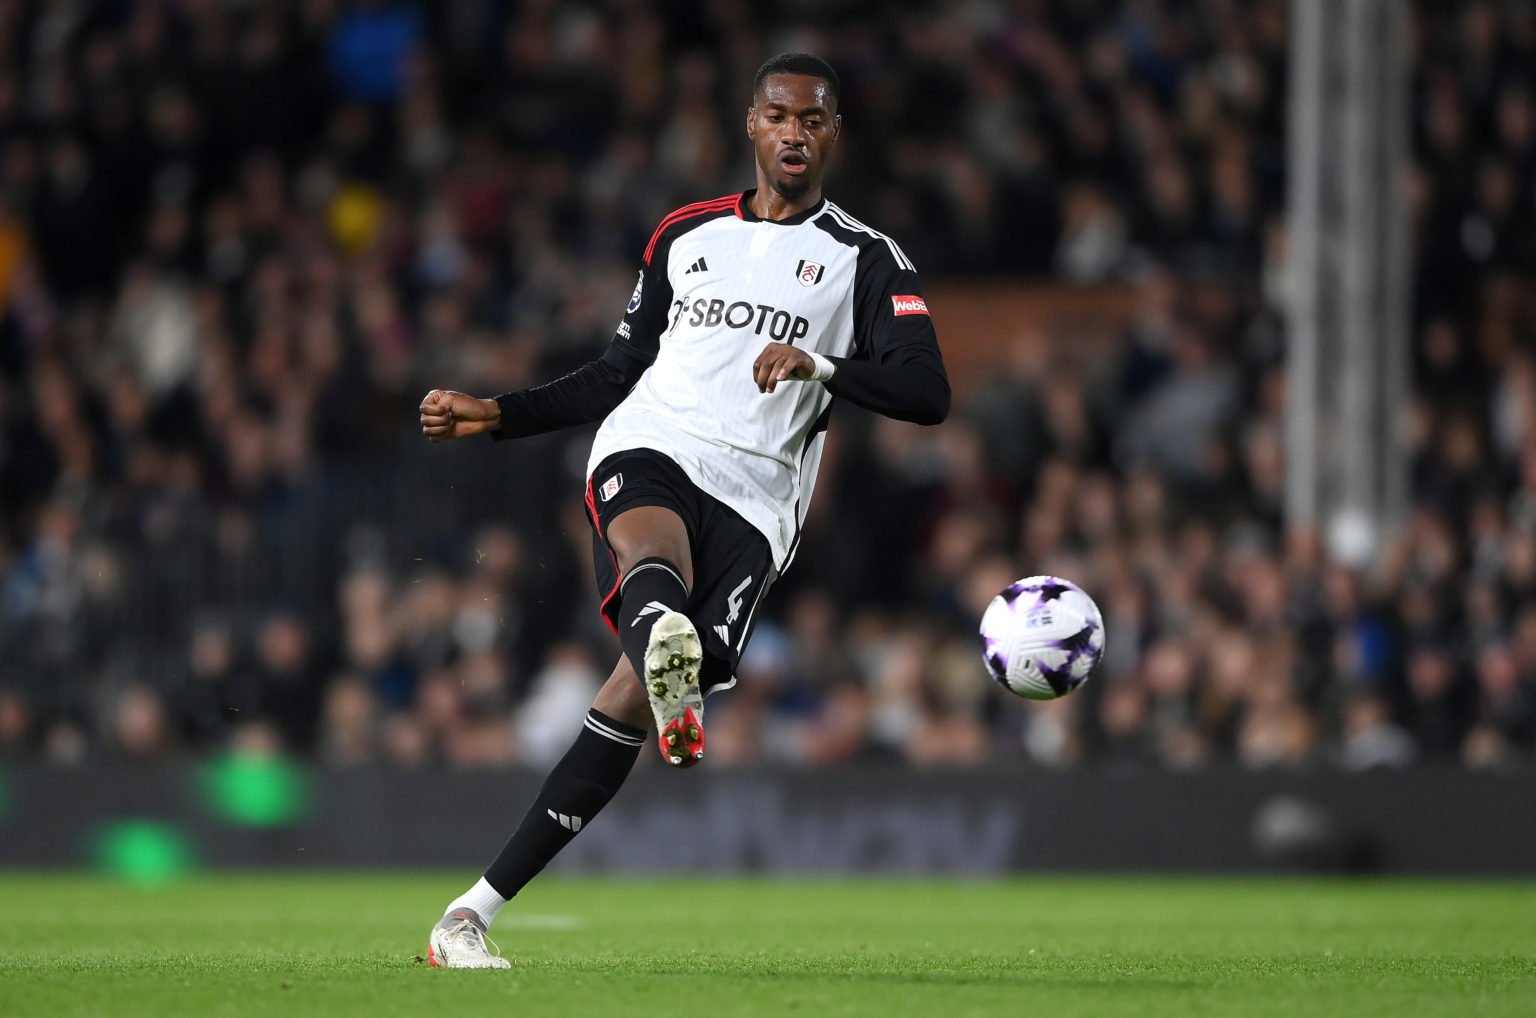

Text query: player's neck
(748, 182), (823, 222)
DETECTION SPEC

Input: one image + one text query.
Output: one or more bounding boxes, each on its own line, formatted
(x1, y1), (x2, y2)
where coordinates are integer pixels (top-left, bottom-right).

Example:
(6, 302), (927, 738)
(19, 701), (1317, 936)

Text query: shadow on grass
(835, 971), (1197, 991)
(6, 952), (1198, 993)
(508, 954), (1198, 991)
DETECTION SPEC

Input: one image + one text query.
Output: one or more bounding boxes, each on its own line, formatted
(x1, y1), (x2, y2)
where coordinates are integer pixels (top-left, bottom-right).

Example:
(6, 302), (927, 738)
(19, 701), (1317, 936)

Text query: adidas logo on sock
(684, 257), (709, 274)
(631, 601), (670, 627)
(546, 809), (583, 832)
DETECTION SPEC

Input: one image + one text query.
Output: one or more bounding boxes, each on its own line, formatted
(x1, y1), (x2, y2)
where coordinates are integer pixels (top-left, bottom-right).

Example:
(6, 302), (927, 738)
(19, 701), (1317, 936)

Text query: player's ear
(831, 114), (842, 142)
(745, 105), (757, 141)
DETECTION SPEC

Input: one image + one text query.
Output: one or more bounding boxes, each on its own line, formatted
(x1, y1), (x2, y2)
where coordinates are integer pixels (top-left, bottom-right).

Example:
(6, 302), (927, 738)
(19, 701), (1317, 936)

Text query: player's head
(747, 53), (842, 201)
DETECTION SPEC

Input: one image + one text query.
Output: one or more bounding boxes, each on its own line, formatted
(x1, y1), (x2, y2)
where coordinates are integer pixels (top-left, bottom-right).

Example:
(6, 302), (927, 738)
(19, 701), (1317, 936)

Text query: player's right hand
(419, 390), (501, 442)
(752, 342), (816, 393)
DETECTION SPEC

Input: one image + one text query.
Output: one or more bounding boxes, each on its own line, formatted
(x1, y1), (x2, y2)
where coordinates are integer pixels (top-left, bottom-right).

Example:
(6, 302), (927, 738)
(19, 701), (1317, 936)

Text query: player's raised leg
(607, 506), (706, 767)
(429, 658), (650, 968)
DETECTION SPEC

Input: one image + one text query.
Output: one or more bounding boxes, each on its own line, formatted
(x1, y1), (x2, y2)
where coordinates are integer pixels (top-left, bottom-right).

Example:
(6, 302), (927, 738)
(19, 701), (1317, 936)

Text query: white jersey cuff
(807, 352), (836, 382)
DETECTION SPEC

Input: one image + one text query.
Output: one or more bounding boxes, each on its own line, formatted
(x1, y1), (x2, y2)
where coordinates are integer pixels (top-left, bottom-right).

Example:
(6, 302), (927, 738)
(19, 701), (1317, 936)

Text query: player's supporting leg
(607, 506), (706, 766)
(430, 659), (650, 968)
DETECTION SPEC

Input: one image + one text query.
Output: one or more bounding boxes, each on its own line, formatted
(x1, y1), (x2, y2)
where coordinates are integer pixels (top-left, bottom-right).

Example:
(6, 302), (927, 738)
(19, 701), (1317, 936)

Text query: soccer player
(418, 53), (949, 967)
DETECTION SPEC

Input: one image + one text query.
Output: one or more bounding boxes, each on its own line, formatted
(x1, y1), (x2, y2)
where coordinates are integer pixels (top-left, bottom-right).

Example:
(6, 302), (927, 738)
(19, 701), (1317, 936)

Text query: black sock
(482, 708), (645, 898)
(615, 556), (690, 681)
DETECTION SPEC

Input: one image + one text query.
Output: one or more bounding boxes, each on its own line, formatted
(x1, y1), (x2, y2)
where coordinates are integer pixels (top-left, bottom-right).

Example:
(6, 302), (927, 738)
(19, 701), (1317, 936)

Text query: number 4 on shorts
(726, 575), (752, 624)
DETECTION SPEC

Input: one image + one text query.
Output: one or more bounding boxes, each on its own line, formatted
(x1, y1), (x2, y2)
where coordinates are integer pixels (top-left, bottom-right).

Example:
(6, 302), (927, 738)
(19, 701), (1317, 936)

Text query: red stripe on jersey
(643, 195), (741, 265)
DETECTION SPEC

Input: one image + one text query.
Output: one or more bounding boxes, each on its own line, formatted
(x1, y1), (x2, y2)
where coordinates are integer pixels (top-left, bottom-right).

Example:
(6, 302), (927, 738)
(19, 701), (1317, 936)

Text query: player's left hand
(752, 343), (815, 394)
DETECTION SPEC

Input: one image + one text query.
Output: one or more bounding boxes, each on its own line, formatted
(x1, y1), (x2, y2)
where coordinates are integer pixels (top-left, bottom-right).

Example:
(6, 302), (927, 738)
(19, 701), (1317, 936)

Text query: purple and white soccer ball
(979, 575), (1105, 700)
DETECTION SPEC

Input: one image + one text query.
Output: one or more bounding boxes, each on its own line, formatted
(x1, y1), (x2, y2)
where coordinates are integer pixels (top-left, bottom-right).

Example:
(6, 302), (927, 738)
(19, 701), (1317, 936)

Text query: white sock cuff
(584, 710), (646, 747)
(446, 876), (508, 927)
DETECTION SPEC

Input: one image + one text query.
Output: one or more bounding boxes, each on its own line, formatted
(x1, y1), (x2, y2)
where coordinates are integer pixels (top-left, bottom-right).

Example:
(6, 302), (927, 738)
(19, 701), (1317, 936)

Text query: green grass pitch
(1, 874), (1533, 1017)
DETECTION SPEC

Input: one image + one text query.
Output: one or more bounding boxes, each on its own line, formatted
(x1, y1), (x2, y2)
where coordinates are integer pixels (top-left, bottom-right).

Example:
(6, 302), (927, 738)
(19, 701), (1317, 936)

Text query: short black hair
(753, 53), (840, 108)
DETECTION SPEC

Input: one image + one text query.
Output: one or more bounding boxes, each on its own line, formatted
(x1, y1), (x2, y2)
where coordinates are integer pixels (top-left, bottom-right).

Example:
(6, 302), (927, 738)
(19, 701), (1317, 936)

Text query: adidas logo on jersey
(684, 257), (709, 274)
(547, 809), (583, 832)
(713, 624), (731, 644)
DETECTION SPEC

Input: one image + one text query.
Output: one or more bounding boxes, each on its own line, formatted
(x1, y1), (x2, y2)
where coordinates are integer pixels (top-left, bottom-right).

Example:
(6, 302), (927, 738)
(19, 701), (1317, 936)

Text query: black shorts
(584, 449), (776, 694)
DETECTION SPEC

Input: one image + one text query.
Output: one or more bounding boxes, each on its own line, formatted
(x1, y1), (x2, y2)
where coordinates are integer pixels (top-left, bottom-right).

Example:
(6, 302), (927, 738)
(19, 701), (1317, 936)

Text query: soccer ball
(979, 576), (1105, 699)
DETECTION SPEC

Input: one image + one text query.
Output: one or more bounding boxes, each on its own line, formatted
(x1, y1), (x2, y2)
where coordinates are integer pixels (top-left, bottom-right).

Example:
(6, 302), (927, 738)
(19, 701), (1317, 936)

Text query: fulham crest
(600, 473), (624, 501)
(796, 259), (826, 286)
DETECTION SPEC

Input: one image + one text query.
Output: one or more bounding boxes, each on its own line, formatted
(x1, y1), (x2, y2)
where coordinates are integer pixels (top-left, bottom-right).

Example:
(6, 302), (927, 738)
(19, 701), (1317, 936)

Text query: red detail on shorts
(597, 561), (621, 635)
(586, 475), (622, 634)
(584, 475), (602, 538)
(643, 195), (741, 265)
(891, 295), (929, 316)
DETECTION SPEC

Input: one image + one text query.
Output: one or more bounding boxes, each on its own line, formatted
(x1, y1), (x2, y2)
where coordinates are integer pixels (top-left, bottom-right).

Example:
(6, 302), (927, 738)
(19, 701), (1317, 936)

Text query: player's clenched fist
(419, 389), (501, 442)
(752, 343), (816, 394)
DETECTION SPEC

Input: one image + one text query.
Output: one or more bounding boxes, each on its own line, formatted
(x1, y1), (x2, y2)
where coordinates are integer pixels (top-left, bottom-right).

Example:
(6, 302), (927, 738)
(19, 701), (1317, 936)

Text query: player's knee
(607, 507), (693, 584)
(621, 542), (690, 579)
(613, 542), (693, 593)
(592, 658), (652, 729)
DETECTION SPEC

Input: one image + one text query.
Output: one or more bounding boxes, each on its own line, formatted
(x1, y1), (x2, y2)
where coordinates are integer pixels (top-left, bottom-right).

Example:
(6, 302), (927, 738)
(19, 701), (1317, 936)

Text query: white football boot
(643, 611), (705, 767)
(428, 908), (511, 969)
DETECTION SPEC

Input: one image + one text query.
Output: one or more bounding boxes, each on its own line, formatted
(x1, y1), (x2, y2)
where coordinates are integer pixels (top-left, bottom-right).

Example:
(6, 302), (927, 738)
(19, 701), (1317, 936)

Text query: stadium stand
(0, 0), (1532, 770)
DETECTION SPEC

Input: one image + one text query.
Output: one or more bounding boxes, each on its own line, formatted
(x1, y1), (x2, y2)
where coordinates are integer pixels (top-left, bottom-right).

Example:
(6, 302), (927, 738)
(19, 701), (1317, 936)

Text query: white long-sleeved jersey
(496, 189), (949, 570)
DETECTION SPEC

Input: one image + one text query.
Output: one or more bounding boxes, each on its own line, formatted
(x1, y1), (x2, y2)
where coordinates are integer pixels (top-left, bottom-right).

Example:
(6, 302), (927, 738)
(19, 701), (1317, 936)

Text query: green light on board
(200, 753), (308, 827)
(93, 820), (195, 885)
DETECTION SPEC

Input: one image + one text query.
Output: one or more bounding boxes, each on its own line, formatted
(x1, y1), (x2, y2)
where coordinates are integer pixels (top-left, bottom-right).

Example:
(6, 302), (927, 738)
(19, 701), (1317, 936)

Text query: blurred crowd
(1, 0), (1534, 772)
